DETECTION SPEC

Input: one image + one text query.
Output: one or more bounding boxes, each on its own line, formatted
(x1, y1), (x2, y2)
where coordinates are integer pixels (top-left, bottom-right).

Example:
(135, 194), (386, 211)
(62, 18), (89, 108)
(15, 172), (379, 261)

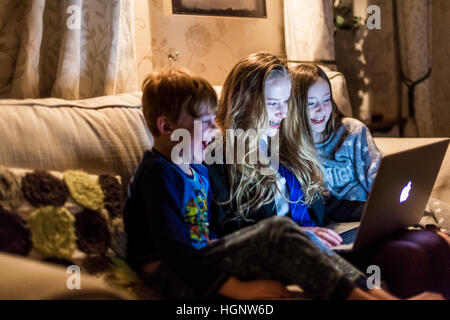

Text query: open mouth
(269, 120), (280, 129)
(202, 136), (215, 150)
(310, 115), (325, 125)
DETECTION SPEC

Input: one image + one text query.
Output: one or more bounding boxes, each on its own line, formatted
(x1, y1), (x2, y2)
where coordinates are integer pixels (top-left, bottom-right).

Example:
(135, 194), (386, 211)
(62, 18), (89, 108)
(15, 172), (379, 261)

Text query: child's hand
(218, 276), (293, 299)
(236, 280), (294, 299)
(303, 227), (343, 247)
(407, 291), (444, 300)
(437, 231), (450, 246)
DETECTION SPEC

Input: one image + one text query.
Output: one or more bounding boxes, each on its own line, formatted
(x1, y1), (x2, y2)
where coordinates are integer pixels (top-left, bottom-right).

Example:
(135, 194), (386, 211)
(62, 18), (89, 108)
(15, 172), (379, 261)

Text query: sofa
(0, 79), (449, 300)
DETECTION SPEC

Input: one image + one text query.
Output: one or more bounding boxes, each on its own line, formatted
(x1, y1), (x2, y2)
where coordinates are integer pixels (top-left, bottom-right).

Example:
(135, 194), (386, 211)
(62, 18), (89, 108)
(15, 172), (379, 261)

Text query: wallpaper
(133, 0), (285, 86)
(133, 0), (450, 137)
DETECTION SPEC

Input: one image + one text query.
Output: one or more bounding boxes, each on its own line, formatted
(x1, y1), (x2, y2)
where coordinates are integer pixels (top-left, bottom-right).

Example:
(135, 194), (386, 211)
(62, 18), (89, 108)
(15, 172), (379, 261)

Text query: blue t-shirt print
(183, 168), (210, 249)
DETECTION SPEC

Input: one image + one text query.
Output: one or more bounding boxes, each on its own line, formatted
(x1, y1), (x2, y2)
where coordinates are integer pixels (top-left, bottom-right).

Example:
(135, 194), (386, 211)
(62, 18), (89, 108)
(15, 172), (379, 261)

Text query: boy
(123, 68), (403, 300)
(123, 68), (232, 299)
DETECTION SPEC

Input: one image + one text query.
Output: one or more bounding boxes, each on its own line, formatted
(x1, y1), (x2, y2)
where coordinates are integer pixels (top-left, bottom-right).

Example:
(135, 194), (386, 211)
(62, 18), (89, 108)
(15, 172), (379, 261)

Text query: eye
(324, 98), (331, 103)
(267, 102), (277, 107)
(201, 116), (214, 125)
(308, 101), (315, 107)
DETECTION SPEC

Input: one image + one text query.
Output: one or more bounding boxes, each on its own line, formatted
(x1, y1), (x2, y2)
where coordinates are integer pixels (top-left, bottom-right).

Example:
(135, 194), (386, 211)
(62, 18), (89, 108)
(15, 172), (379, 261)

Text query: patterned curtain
(395, 0), (433, 137)
(283, 0), (335, 63)
(0, 0), (138, 100)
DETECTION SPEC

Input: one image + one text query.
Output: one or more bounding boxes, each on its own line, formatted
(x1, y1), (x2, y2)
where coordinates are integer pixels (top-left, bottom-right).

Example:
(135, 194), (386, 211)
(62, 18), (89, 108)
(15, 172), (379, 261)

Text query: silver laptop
(330, 138), (449, 252)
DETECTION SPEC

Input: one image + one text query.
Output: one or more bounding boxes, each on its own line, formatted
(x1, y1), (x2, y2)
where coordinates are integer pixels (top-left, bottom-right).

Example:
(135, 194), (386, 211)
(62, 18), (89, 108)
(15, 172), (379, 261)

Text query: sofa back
(0, 88), (448, 203)
(0, 92), (152, 188)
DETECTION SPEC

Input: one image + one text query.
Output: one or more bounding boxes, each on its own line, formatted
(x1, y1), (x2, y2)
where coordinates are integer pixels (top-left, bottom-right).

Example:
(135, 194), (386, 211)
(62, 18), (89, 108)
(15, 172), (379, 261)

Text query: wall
(133, 0), (285, 86)
(134, 0), (154, 87)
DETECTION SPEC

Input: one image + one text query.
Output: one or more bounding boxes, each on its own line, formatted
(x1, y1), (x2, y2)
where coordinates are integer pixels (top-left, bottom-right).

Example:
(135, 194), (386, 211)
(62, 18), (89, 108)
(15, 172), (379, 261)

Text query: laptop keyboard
(339, 227), (359, 245)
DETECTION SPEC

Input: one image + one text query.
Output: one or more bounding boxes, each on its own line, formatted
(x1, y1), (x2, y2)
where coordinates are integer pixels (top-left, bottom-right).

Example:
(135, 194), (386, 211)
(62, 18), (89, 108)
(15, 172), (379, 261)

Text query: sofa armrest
(374, 138), (450, 202)
(0, 252), (133, 299)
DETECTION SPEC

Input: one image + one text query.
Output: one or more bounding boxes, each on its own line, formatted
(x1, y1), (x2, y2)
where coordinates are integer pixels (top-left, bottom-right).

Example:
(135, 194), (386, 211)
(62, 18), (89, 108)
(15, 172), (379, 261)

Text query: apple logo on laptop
(400, 181), (412, 203)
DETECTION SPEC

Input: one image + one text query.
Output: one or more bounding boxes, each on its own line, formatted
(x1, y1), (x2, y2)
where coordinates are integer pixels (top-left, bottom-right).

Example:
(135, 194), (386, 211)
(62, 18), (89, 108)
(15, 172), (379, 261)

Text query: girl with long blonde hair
(215, 52), (325, 214)
(208, 52), (364, 247)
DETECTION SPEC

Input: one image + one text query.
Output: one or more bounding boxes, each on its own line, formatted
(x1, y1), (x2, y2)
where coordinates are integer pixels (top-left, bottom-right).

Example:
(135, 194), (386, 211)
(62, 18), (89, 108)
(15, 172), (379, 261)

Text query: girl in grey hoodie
(290, 64), (450, 299)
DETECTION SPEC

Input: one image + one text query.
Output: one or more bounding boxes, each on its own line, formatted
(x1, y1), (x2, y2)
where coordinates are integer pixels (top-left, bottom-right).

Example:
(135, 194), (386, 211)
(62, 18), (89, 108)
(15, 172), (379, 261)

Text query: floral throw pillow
(0, 166), (154, 298)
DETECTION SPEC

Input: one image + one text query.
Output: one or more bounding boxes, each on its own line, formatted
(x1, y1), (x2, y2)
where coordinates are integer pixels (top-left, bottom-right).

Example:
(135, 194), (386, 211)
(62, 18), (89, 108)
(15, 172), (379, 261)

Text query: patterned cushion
(0, 166), (154, 298)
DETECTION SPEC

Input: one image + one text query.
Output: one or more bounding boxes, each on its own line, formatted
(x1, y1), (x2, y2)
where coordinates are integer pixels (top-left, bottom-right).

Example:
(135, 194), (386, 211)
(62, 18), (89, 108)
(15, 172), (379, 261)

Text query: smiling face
(264, 76), (291, 137)
(307, 78), (332, 142)
(176, 103), (216, 164)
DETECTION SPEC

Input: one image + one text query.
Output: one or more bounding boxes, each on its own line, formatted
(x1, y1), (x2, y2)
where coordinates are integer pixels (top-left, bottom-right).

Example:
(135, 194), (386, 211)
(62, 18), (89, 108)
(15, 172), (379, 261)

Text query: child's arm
(138, 261), (293, 299)
(218, 276), (293, 299)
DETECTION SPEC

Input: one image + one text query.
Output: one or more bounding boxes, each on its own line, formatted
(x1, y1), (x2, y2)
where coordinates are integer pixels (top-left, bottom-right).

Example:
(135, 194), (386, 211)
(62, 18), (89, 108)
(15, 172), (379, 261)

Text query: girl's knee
(266, 217), (322, 245)
(265, 216), (297, 231)
(398, 230), (449, 253)
(262, 216), (308, 242)
(376, 240), (427, 263)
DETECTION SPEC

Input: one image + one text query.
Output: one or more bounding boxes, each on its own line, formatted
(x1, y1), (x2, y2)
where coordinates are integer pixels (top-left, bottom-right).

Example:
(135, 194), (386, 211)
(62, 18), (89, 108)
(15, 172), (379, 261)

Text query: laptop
(330, 138), (449, 252)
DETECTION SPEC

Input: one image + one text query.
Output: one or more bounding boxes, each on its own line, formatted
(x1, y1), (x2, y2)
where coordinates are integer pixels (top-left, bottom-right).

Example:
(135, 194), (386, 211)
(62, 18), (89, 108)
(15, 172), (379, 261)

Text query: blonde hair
(216, 52), (326, 219)
(141, 67), (217, 137)
(290, 64), (342, 144)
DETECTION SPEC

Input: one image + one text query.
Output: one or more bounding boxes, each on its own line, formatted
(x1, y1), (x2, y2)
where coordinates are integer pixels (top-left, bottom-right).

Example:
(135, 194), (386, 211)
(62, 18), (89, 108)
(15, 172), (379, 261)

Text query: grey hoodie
(314, 117), (382, 201)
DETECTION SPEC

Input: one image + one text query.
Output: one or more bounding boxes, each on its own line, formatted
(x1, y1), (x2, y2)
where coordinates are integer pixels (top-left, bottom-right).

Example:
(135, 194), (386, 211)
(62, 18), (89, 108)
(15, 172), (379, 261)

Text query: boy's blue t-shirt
(180, 166), (211, 249)
(123, 149), (227, 298)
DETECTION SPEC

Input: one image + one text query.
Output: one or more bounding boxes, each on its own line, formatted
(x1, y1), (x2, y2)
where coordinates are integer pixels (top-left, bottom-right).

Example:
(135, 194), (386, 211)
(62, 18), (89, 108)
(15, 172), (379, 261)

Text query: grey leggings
(149, 216), (366, 299)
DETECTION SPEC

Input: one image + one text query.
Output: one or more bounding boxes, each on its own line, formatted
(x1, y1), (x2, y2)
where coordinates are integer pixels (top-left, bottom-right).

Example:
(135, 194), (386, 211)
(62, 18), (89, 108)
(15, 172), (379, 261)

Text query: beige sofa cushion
(0, 92), (152, 188)
(324, 69), (353, 117)
(0, 252), (133, 299)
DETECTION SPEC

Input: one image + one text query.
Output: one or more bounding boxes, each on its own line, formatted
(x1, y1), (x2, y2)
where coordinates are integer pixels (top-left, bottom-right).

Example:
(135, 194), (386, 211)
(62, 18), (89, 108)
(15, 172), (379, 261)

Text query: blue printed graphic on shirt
(182, 168), (211, 249)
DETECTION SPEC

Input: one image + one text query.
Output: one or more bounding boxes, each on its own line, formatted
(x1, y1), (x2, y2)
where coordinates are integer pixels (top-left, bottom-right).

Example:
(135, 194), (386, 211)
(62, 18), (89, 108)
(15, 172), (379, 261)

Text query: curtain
(283, 0), (335, 63)
(395, 0), (433, 137)
(0, 0), (138, 100)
